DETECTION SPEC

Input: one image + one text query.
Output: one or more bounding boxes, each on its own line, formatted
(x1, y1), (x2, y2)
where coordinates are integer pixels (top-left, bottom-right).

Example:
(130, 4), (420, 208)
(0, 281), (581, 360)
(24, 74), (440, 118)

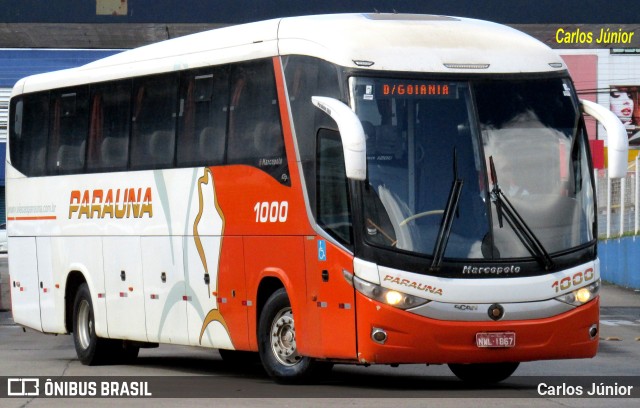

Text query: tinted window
(227, 60), (289, 185)
(317, 129), (352, 245)
(87, 81), (131, 172)
(9, 59), (291, 182)
(177, 67), (229, 167)
(9, 93), (49, 176)
(48, 87), (90, 174)
(283, 56), (343, 207)
(131, 75), (178, 170)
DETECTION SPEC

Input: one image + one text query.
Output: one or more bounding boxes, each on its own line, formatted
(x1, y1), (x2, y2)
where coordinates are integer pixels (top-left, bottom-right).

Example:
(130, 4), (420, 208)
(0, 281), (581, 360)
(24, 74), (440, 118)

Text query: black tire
(448, 362), (520, 384)
(72, 283), (112, 365)
(258, 288), (328, 384)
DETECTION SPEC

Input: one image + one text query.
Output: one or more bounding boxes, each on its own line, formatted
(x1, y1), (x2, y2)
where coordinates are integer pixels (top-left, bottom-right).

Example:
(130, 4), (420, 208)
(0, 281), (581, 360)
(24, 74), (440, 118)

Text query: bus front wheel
(258, 288), (329, 384)
(448, 362), (519, 384)
(72, 283), (111, 365)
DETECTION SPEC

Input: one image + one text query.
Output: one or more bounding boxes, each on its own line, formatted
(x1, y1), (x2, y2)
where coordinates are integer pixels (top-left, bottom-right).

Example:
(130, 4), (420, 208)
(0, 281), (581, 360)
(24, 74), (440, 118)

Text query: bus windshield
(351, 76), (594, 261)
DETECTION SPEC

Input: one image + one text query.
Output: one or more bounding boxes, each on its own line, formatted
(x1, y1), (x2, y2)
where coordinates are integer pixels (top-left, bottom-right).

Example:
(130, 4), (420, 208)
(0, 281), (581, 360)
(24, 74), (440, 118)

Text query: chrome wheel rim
(77, 299), (93, 350)
(270, 307), (301, 366)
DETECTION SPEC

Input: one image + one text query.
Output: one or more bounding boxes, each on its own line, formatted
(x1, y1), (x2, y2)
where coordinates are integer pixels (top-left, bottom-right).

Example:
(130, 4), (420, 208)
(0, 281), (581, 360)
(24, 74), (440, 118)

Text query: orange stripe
(8, 216), (57, 221)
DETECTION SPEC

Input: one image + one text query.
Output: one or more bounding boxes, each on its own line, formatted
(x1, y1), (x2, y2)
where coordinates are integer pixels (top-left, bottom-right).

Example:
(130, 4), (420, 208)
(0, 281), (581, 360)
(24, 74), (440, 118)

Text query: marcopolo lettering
(462, 265), (521, 275)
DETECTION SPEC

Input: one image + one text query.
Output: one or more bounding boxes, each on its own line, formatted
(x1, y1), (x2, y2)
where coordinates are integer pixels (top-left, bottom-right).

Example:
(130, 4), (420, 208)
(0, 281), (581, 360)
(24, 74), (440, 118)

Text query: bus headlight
(353, 275), (430, 309)
(555, 280), (600, 306)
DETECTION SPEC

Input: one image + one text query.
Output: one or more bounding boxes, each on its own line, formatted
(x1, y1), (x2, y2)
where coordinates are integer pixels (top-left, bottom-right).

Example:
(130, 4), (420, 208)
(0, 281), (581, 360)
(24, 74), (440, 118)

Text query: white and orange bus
(6, 14), (628, 384)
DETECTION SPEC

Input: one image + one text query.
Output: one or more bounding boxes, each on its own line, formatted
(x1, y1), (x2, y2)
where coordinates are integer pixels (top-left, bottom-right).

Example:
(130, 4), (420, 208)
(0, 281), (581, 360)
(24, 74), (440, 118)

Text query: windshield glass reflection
(351, 76), (595, 262)
(476, 78), (594, 257)
(352, 79), (489, 259)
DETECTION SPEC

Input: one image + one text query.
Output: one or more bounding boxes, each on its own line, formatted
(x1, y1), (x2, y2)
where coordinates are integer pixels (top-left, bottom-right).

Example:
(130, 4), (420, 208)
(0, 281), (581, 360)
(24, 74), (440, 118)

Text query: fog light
(371, 328), (388, 344)
(589, 324), (598, 339)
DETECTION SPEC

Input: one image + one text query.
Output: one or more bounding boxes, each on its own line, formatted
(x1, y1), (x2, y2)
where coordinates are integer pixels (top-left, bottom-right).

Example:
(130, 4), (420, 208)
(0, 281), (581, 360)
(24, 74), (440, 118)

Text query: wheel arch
(64, 270), (87, 333)
(255, 276), (286, 335)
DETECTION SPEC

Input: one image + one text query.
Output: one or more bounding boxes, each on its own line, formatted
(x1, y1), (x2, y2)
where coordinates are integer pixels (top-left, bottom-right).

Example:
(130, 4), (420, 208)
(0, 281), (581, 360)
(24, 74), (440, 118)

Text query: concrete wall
(599, 237), (640, 289)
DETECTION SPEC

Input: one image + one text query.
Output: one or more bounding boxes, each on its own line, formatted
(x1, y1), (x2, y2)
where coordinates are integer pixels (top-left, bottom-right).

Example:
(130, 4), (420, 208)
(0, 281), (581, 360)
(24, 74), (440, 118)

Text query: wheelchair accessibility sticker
(318, 240), (327, 261)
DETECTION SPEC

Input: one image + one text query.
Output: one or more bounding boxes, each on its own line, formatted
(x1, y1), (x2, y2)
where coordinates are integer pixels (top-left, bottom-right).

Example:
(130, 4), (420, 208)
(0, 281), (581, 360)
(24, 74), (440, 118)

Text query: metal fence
(596, 156), (640, 239)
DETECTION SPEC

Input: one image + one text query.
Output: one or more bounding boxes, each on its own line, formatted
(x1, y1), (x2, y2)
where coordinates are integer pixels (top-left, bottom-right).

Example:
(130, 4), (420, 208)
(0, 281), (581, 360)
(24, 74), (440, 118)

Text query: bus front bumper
(355, 292), (599, 365)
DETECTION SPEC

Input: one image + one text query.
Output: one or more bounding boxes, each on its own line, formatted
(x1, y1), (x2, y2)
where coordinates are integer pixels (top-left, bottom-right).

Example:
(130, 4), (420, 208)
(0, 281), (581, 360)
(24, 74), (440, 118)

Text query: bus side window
(316, 128), (353, 246)
(177, 67), (229, 167)
(227, 59), (290, 185)
(47, 87), (89, 175)
(10, 93), (49, 177)
(131, 74), (178, 170)
(283, 55), (343, 210)
(87, 80), (131, 172)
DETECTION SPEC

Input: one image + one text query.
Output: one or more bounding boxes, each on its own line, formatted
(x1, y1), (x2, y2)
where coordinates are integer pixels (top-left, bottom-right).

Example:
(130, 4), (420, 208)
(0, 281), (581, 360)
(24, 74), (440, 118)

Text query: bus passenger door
(9, 237), (42, 331)
(304, 237), (357, 359)
(141, 236), (188, 345)
(302, 128), (357, 359)
(103, 236), (147, 341)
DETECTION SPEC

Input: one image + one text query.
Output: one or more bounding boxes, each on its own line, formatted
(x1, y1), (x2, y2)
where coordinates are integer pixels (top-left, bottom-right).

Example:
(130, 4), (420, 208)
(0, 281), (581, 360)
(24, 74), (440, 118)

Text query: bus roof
(13, 13), (565, 95)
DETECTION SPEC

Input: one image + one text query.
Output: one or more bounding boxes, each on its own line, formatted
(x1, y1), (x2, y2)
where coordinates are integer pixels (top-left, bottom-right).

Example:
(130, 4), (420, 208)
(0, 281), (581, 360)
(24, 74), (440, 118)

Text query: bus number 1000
(254, 201), (289, 223)
(551, 268), (595, 293)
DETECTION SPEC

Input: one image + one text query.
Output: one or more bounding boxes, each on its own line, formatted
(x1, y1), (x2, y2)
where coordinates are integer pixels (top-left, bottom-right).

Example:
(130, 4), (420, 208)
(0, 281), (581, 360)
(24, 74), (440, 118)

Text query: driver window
(316, 129), (353, 246)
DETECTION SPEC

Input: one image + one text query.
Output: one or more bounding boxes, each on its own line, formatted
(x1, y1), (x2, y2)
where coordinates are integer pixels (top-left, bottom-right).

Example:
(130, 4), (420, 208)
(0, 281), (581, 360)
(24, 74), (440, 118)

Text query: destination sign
(375, 80), (458, 99)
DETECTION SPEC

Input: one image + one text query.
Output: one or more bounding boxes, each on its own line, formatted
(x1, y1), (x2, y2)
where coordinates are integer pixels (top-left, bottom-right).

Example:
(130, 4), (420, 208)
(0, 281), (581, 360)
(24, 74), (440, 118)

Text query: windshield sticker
(364, 85), (374, 100)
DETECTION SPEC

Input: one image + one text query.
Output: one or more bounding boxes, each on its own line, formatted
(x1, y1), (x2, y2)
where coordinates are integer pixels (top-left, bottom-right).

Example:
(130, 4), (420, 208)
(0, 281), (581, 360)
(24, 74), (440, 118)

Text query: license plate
(476, 332), (516, 348)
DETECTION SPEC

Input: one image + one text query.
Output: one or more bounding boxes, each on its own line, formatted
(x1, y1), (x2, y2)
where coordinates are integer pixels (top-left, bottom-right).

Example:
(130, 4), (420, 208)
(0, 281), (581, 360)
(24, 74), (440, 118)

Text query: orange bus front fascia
(355, 292), (599, 365)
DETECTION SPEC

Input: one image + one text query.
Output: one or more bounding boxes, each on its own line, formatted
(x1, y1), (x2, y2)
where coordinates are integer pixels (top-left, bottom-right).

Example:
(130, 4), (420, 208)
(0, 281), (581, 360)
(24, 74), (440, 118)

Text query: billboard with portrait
(610, 86), (640, 146)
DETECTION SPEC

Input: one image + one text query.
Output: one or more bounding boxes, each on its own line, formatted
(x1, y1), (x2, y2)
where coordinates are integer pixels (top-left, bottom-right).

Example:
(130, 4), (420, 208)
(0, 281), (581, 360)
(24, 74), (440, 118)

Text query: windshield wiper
(489, 156), (554, 271)
(430, 148), (464, 272)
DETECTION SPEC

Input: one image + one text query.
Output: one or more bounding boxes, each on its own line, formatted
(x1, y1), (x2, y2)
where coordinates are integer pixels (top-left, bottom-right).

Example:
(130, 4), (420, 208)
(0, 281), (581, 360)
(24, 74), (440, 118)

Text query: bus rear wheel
(258, 288), (329, 384)
(72, 283), (112, 365)
(448, 362), (519, 384)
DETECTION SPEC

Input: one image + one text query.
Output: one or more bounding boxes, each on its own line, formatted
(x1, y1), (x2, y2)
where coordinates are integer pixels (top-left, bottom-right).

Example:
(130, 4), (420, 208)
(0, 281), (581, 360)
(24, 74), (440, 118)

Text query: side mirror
(311, 96), (366, 180)
(580, 99), (628, 179)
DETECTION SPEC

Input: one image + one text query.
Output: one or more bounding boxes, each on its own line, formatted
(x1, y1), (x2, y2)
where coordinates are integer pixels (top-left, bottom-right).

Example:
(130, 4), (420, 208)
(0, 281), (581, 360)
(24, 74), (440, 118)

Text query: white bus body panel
(103, 236), (147, 341)
(9, 237), (42, 331)
(277, 14), (565, 74)
(36, 237), (65, 333)
(142, 236), (188, 345)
